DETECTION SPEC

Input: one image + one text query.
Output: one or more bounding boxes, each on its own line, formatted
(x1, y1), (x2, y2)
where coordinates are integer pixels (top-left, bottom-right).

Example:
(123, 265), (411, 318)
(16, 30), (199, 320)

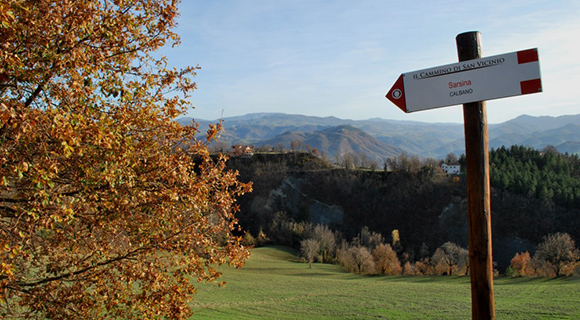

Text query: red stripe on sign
(517, 49), (539, 64)
(520, 78), (542, 95)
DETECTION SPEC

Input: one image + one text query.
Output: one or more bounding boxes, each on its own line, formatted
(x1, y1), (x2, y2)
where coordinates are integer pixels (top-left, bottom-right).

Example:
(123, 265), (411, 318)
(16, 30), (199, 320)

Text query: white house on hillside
(231, 145), (254, 158)
(441, 162), (461, 175)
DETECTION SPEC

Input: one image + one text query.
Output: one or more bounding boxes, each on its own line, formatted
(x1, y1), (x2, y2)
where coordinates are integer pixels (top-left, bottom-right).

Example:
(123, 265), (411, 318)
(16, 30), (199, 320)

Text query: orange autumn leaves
(0, 1), (251, 319)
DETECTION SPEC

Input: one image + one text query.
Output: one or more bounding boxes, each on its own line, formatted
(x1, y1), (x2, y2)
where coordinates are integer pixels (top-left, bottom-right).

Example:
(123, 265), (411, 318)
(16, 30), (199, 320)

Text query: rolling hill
(176, 113), (580, 160)
(256, 125), (402, 162)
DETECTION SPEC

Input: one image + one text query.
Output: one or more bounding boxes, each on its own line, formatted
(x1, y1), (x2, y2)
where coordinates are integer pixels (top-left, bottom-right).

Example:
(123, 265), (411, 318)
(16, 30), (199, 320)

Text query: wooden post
(456, 31), (495, 320)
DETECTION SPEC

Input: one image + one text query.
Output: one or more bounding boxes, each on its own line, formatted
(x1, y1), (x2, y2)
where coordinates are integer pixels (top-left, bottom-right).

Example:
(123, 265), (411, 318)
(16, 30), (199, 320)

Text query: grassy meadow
(190, 246), (580, 319)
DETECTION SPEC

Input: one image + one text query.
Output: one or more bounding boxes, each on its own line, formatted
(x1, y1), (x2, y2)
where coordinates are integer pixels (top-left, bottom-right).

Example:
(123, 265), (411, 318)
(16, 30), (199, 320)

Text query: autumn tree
(403, 261), (416, 275)
(508, 251), (533, 277)
(372, 243), (401, 275)
(533, 233), (579, 276)
(0, 1), (251, 319)
(431, 242), (469, 276)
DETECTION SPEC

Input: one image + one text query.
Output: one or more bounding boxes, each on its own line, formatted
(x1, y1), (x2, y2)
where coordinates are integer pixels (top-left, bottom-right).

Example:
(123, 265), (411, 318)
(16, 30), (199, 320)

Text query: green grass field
(190, 246), (580, 319)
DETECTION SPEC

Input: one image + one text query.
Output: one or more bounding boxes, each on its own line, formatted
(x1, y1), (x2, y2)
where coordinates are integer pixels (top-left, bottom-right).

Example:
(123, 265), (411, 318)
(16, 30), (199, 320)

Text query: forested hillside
(490, 145), (580, 208)
(228, 147), (580, 271)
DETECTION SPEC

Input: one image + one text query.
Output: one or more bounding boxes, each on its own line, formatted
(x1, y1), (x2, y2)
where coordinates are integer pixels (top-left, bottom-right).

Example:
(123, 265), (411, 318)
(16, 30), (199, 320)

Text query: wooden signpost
(385, 31), (542, 320)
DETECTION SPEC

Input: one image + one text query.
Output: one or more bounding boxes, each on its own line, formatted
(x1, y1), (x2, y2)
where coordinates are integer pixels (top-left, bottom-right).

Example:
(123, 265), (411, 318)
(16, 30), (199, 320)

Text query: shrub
(508, 251), (533, 277)
(256, 228), (270, 247)
(243, 232), (257, 247)
(560, 261), (580, 277)
(403, 261), (416, 275)
(414, 259), (434, 276)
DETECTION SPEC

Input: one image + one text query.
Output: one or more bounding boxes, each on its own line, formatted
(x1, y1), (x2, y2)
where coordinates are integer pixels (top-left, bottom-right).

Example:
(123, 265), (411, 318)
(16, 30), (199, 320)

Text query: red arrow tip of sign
(386, 74), (407, 113)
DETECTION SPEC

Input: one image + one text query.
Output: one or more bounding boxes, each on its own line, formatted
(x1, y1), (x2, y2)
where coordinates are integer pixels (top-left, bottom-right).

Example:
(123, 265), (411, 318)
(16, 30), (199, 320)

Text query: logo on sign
(392, 89), (402, 100)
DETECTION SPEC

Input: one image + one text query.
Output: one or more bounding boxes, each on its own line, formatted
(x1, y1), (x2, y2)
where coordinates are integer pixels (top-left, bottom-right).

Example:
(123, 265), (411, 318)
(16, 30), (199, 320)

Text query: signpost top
(386, 48), (542, 113)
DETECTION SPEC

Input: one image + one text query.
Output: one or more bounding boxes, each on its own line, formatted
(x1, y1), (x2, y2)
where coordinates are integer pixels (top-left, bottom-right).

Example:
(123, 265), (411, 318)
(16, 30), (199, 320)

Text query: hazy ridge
(177, 113), (580, 160)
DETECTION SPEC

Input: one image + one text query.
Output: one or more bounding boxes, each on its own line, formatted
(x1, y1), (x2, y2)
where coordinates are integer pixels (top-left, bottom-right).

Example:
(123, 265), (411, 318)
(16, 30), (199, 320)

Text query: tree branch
(23, 84), (44, 108)
(15, 246), (150, 288)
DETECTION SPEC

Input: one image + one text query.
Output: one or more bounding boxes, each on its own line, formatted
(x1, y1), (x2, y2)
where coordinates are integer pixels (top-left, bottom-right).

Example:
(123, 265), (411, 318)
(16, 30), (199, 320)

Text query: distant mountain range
(176, 113), (580, 160)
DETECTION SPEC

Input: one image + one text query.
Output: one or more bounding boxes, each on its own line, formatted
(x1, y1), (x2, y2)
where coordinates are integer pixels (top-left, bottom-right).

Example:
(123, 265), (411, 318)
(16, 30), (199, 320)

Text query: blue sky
(163, 0), (580, 123)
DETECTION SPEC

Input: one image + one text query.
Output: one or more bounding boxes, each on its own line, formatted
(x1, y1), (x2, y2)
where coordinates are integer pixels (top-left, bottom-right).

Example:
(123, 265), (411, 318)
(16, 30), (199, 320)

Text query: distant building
(231, 145), (254, 158)
(441, 162), (461, 175)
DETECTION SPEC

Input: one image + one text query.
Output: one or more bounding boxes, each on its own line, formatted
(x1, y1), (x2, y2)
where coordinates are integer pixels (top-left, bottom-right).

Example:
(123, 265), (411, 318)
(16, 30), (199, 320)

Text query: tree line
(245, 220), (579, 277)
(230, 147), (580, 277)
(508, 232), (579, 277)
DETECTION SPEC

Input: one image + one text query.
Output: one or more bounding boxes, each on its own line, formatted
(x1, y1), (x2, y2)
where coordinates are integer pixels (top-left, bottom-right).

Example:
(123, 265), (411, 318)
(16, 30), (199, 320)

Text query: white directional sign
(386, 48), (542, 113)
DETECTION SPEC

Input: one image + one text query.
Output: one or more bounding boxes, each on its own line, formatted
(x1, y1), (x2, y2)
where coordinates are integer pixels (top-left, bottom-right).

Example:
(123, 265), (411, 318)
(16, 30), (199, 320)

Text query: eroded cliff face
(259, 176), (344, 227)
(438, 197), (469, 248)
(437, 196), (536, 271)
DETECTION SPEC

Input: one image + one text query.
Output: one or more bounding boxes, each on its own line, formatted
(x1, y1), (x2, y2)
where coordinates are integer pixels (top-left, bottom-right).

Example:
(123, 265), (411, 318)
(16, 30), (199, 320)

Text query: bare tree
(300, 239), (320, 268)
(445, 153), (459, 164)
(311, 224), (336, 263)
(431, 242), (469, 275)
(350, 246), (376, 275)
(534, 232), (578, 276)
(442, 242), (469, 275)
(336, 241), (375, 274)
(432, 248), (452, 275)
(341, 152), (358, 170)
(354, 226), (384, 250)
(542, 145), (559, 155)
(385, 152), (422, 173)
